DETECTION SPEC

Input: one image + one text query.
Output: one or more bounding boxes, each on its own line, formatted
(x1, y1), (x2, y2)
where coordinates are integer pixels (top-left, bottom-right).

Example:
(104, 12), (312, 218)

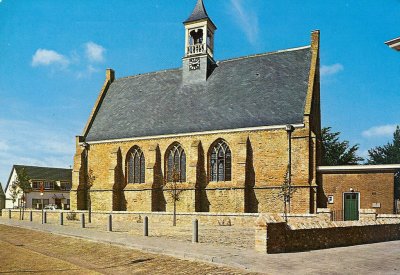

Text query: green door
(344, 193), (359, 221)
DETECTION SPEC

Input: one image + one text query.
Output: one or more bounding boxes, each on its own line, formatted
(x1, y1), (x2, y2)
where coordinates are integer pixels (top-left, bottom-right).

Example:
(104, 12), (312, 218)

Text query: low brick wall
(1, 209), (258, 227)
(285, 224), (400, 252)
(255, 214), (400, 253)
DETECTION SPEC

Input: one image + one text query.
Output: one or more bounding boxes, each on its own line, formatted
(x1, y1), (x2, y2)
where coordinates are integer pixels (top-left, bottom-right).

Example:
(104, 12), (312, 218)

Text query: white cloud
(31, 49), (69, 67)
(85, 42), (106, 63)
(362, 124), (398, 138)
(320, 63), (344, 76)
(229, 0), (259, 45)
(76, 65), (100, 79)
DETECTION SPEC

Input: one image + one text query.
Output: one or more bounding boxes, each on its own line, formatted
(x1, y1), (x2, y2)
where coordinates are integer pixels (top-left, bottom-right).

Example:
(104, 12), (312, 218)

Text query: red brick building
(318, 165), (400, 220)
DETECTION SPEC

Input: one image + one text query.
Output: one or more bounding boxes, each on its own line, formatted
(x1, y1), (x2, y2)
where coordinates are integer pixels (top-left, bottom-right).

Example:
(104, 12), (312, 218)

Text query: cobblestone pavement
(41, 216), (255, 249)
(1, 217), (400, 274)
(0, 224), (253, 275)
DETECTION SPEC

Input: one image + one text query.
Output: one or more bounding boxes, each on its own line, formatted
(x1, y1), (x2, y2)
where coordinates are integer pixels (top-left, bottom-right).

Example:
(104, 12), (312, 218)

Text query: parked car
(44, 204), (58, 210)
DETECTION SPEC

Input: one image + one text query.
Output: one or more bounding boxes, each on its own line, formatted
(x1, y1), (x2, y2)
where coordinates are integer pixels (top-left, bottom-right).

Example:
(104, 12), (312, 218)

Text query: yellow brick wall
(72, 125), (317, 214)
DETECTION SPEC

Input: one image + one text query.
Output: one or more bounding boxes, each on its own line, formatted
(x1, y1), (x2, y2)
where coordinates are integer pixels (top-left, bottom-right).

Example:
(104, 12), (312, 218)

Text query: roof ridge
(115, 67), (181, 82)
(114, 45), (310, 81)
(14, 164), (72, 170)
(218, 45), (311, 64)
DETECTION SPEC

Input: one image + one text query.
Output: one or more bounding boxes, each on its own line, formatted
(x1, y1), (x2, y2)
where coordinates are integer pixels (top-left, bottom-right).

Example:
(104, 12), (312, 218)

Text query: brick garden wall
(255, 212), (400, 253)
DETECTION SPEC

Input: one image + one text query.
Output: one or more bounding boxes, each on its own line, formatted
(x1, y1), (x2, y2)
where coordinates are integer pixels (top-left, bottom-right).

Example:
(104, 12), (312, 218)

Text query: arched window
(166, 143), (186, 182)
(126, 146), (145, 184)
(210, 139), (231, 182)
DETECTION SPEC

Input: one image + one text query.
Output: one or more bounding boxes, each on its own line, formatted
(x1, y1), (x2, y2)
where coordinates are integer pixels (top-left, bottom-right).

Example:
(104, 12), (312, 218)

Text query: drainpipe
(285, 125), (295, 213)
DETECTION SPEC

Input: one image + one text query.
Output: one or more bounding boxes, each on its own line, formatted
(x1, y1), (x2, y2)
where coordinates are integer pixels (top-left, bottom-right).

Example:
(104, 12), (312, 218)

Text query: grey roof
(5, 165), (72, 192)
(0, 184), (4, 197)
(85, 46), (312, 142)
(184, 0), (212, 24)
(14, 165), (72, 181)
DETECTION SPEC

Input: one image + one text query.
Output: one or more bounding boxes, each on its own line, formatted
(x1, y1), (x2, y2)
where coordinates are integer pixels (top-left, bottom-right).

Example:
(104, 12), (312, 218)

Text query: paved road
(1, 217), (400, 274)
(0, 224), (251, 274)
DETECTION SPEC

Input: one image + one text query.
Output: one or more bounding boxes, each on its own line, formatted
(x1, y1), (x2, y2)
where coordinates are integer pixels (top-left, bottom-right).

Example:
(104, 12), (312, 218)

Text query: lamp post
(285, 124), (295, 213)
(40, 183), (44, 224)
(81, 142), (91, 223)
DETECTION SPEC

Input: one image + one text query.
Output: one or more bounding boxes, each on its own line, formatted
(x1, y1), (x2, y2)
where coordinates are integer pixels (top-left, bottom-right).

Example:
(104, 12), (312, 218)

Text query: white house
(4, 165), (72, 210)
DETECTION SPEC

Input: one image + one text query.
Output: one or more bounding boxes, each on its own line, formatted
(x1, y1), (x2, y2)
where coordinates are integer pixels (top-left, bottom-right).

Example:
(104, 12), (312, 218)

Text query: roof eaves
(82, 70), (114, 138)
(318, 164), (400, 173)
(304, 30), (320, 116)
(5, 165), (16, 193)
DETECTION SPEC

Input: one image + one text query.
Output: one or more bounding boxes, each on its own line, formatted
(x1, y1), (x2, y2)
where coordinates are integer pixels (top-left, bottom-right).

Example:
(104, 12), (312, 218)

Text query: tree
(367, 126), (400, 165)
(277, 166), (296, 222)
(9, 183), (20, 208)
(322, 127), (364, 165)
(163, 168), (184, 226)
(14, 168), (31, 220)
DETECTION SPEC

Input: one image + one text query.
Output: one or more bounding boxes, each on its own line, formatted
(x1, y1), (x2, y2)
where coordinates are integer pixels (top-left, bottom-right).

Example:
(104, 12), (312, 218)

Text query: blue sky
(0, 0), (399, 188)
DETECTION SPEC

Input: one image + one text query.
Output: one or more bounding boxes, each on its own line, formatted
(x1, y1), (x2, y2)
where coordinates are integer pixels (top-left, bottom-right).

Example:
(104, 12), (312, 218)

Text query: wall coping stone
(2, 209), (259, 217)
(317, 208), (332, 214)
(360, 209), (377, 214)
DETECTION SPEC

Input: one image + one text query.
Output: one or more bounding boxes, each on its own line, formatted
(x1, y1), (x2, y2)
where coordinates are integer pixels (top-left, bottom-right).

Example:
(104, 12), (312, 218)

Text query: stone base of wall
(1, 209), (259, 227)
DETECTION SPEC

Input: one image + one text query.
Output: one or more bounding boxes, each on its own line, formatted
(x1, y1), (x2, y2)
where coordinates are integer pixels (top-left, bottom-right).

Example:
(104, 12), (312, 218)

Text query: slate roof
(184, 0), (211, 24)
(5, 165), (72, 192)
(85, 46), (312, 142)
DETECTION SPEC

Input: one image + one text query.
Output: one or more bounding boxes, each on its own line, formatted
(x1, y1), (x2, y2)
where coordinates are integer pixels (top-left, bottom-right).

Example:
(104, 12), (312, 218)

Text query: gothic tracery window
(166, 143), (186, 182)
(127, 146), (145, 184)
(210, 139), (231, 182)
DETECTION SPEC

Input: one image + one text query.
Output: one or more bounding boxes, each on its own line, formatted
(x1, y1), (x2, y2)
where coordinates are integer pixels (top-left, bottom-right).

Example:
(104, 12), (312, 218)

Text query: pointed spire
(184, 0), (211, 24)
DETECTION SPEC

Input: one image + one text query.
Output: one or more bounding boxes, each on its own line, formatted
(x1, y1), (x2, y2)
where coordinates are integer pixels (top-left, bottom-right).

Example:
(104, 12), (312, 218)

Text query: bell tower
(182, 0), (217, 83)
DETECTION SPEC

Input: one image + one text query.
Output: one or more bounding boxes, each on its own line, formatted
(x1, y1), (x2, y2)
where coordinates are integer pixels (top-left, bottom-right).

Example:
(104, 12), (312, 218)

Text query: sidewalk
(0, 217), (263, 273)
(1, 217), (400, 275)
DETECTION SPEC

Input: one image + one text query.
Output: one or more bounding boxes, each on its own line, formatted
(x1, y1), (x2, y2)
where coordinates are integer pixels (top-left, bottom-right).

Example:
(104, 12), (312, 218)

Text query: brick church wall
(71, 124), (318, 214)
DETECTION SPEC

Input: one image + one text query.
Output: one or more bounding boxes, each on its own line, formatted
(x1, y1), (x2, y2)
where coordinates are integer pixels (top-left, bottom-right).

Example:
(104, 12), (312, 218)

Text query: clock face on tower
(189, 58), (200, 71)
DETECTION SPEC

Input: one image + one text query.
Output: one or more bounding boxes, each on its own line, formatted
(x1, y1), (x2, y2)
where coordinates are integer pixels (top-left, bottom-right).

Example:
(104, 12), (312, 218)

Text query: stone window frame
(31, 180), (43, 190)
(209, 139), (232, 182)
(126, 146), (146, 184)
(44, 181), (55, 190)
(165, 142), (186, 183)
(60, 181), (72, 191)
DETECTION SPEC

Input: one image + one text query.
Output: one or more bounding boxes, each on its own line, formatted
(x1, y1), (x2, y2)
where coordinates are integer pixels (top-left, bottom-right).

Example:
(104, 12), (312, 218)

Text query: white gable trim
(85, 123), (305, 145)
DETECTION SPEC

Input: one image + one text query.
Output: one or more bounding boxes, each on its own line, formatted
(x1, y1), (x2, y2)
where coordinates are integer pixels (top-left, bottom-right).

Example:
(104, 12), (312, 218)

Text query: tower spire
(184, 0), (214, 26)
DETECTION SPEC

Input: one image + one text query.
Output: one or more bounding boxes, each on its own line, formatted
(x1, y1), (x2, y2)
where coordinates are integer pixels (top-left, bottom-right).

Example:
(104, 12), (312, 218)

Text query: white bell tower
(182, 0), (217, 83)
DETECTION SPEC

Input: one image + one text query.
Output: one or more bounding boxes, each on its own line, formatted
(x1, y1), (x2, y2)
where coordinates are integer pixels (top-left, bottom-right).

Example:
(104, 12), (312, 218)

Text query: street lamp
(285, 124), (295, 213)
(80, 142), (91, 223)
(40, 183), (44, 224)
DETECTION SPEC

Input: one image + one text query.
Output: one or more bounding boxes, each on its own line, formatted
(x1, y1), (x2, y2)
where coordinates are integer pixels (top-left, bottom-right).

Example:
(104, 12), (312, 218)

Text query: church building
(71, 0), (321, 214)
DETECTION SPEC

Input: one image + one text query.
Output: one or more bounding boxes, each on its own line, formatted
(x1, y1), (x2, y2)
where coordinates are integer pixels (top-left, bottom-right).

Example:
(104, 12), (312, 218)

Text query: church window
(126, 146), (145, 184)
(166, 143), (186, 182)
(210, 139), (231, 182)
